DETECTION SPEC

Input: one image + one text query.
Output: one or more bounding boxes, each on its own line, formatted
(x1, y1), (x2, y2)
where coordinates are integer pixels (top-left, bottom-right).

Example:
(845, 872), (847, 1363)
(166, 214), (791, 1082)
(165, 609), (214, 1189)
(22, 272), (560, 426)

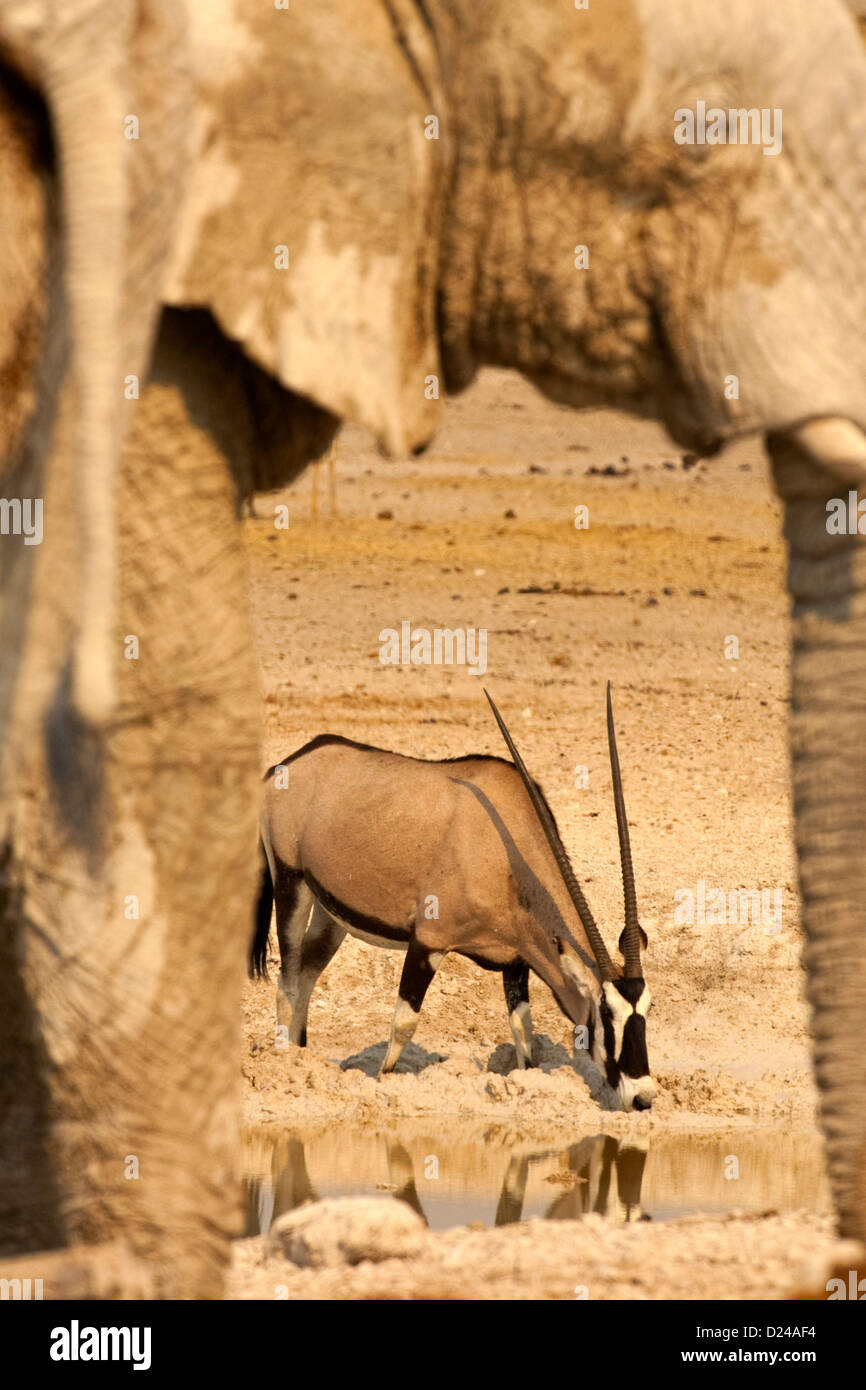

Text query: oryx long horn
(606, 682), (642, 979)
(484, 690), (617, 982)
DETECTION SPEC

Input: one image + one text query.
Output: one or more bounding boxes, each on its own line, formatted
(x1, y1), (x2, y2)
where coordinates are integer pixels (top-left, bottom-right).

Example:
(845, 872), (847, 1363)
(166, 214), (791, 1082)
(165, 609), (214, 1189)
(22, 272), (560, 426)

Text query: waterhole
(242, 1127), (829, 1236)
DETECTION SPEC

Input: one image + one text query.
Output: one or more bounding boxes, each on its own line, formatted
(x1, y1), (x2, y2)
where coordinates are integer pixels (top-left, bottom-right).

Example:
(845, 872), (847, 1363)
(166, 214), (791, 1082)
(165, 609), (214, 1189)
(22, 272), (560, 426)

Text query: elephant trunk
(769, 418), (866, 1242)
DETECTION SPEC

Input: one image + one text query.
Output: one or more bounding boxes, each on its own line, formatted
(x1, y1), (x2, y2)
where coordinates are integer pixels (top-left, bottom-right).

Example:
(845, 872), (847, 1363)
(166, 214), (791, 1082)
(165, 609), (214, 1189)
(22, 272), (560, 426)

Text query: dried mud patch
(228, 1205), (837, 1300)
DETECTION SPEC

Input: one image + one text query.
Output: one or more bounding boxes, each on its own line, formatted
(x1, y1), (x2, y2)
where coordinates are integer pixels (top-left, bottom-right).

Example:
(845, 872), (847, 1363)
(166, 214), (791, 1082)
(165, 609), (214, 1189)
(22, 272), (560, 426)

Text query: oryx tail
(251, 844), (275, 980)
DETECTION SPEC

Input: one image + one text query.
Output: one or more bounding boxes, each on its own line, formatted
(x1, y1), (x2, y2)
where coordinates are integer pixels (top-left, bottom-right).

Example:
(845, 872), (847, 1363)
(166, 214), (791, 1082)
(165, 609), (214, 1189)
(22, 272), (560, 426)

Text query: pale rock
(267, 1197), (428, 1268)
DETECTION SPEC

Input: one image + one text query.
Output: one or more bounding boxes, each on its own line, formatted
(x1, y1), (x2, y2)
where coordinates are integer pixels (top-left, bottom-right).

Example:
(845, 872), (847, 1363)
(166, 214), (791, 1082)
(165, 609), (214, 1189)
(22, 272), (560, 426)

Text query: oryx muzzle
(484, 685), (655, 1110)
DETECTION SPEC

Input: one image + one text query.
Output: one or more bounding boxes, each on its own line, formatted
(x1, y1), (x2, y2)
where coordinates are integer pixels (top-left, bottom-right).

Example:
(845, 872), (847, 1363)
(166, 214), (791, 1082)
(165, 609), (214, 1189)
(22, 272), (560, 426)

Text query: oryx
(250, 685), (656, 1110)
(496, 1135), (649, 1225)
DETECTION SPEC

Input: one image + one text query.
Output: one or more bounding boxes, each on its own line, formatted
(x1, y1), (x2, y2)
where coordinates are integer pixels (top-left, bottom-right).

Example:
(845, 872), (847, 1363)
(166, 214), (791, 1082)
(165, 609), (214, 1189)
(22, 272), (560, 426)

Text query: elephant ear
(164, 1), (446, 457)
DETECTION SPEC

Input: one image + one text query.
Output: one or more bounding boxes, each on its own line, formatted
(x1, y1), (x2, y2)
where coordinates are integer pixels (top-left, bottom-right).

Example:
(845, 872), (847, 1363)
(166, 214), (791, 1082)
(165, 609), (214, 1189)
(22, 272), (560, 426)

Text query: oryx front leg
(503, 961), (534, 1069)
(284, 902), (346, 1046)
(495, 1154), (531, 1225)
(378, 939), (442, 1077)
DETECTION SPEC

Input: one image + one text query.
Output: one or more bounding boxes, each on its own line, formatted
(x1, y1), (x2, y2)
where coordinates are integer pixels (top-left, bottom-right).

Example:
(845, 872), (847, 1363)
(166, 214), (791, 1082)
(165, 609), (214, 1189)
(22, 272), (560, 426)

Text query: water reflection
(495, 1137), (648, 1225)
(242, 1126), (828, 1237)
(244, 1132), (650, 1235)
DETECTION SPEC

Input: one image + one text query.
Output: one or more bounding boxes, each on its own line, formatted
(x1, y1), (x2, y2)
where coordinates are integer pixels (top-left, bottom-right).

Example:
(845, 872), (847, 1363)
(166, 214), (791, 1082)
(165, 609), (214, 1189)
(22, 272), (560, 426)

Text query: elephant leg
(97, 319), (261, 1295)
(1, 312), (261, 1296)
(770, 432), (866, 1243)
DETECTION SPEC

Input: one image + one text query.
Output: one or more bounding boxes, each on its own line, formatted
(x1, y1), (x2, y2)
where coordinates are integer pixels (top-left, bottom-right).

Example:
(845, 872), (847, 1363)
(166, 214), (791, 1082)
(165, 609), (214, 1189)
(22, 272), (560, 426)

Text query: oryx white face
(592, 978), (656, 1111)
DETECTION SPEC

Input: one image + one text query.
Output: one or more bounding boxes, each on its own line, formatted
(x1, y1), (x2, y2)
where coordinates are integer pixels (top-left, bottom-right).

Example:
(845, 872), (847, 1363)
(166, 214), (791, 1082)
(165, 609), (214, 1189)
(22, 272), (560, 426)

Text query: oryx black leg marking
(379, 937), (442, 1077)
(502, 960), (534, 1069)
(616, 1143), (649, 1222)
(272, 1138), (316, 1220)
(386, 1141), (425, 1219)
(273, 869), (313, 1032)
(495, 1154), (530, 1226)
(287, 901), (346, 1046)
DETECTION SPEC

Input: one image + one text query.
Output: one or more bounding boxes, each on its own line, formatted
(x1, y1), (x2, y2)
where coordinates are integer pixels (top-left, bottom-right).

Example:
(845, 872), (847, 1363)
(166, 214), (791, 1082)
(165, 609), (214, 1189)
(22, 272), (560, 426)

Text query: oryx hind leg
(379, 936), (443, 1078)
(286, 900), (346, 1046)
(503, 961), (534, 1069)
(273, 871), (313, 1032)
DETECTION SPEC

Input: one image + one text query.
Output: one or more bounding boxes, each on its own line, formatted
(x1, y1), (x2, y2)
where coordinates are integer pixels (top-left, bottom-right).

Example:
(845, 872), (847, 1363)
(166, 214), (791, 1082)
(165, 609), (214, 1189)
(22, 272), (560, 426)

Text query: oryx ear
(619, 925), (648, 954)
(164, 4), (444, 458)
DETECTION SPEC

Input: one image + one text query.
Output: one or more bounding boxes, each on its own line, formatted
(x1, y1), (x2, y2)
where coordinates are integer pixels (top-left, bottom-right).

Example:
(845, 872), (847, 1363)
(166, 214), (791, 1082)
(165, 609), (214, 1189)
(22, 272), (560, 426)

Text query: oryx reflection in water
(495, 1135), (649, 1225)
(243, 1132), (648, 1236)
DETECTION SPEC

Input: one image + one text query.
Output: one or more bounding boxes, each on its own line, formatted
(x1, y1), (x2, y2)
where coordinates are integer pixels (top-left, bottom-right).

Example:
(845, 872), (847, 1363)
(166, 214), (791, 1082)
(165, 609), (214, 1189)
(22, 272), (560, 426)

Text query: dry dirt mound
(229, 1200), (837, 1301)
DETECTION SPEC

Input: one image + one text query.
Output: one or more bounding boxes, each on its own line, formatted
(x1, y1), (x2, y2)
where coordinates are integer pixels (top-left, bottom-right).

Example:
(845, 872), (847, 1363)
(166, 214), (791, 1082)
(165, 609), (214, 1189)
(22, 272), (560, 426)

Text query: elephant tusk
(783, 417), (866, 485)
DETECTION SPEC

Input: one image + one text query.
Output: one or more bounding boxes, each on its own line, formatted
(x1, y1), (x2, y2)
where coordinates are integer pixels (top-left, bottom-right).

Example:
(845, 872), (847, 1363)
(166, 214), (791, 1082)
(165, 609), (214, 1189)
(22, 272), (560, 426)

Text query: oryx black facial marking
(485, 684), (656, 1110)
(619, 1008), (648, 1078)
(594, 977), (654, 1110)
(599, 979), (650, 1083)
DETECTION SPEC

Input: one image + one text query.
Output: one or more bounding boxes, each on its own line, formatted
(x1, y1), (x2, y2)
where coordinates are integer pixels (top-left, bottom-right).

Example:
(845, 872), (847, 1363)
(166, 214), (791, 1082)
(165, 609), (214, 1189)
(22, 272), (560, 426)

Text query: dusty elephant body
(1, 0), (866, 1298)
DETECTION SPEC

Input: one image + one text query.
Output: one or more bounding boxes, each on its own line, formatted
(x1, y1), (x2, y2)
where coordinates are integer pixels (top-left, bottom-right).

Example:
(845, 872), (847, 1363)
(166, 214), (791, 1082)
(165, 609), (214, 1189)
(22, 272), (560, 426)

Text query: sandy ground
(228, 369), (836, 1299)
(228, 1209), (837, 1301)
